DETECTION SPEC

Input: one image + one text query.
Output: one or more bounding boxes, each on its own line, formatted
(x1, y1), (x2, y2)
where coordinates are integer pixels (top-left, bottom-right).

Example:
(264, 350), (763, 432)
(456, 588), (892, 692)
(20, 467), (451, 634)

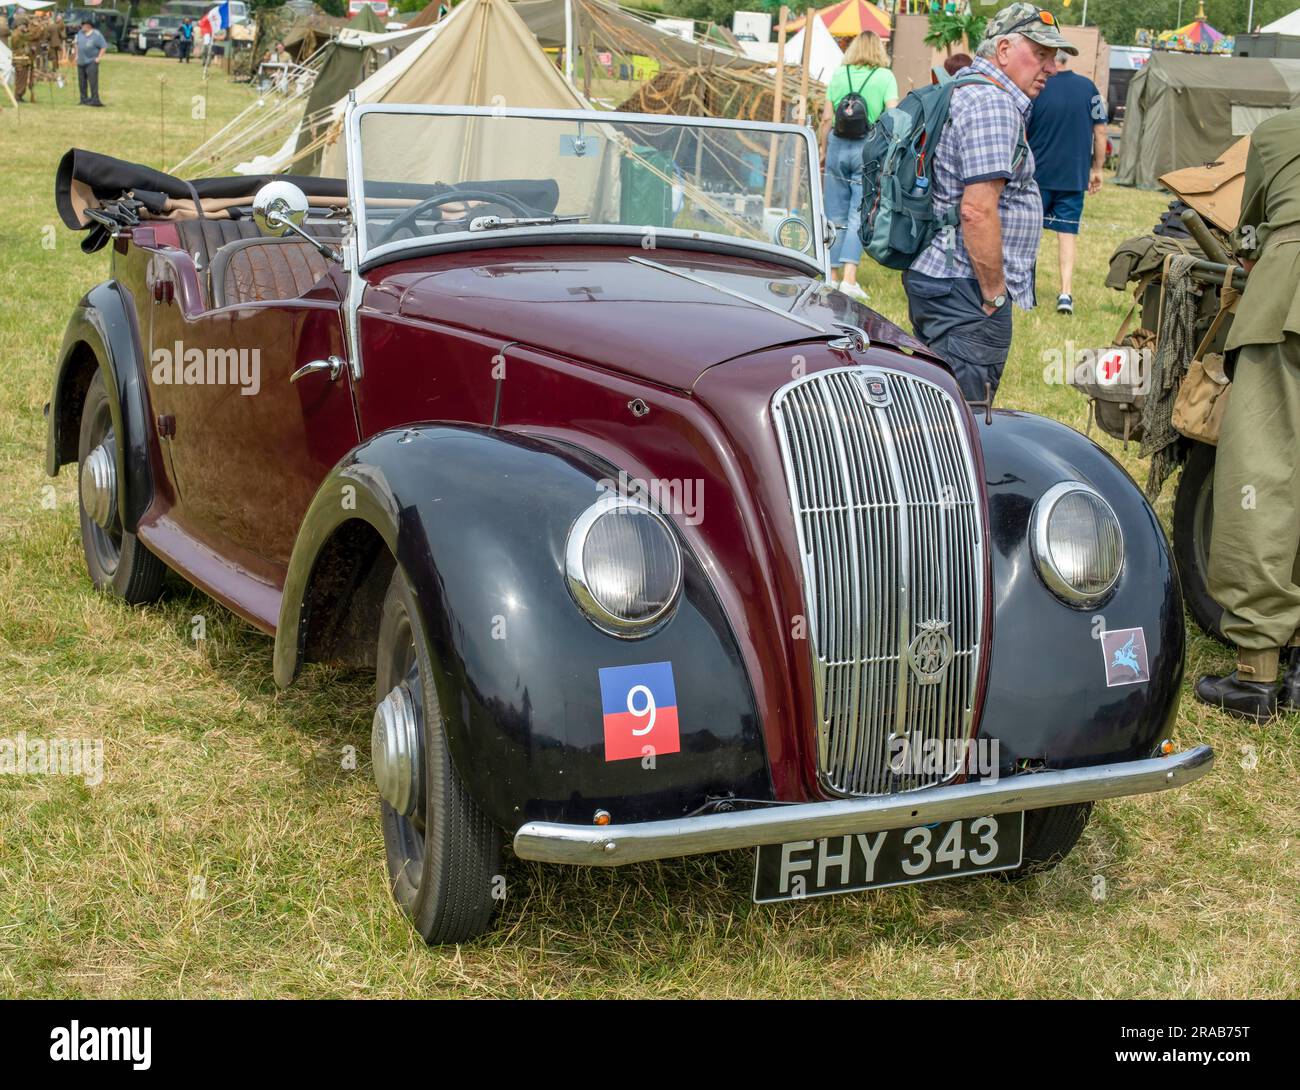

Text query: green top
(826, 64), (898, 125)
(1226, 108), (1300, 350)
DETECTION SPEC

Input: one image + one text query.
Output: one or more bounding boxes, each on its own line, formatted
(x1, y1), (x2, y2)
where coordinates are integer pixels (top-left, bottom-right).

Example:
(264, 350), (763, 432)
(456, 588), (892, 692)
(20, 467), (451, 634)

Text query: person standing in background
(1026, 51), (1106, 314)
(178, 17), (194, 63)
(818, 30), (898, 302)
(74, 18), (106, 107)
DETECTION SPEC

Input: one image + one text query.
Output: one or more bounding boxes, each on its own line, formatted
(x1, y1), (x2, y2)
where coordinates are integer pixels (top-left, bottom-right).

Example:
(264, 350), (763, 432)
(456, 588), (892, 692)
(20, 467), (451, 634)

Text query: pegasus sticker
(1111, 634), (1141, 676)
(1100, 628), (1150, 687)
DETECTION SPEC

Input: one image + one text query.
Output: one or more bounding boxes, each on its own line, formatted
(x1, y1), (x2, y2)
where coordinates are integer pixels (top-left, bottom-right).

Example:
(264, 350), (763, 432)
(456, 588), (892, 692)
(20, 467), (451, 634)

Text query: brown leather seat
(174, 218), (264, 304)
(209, 237), (334, 307)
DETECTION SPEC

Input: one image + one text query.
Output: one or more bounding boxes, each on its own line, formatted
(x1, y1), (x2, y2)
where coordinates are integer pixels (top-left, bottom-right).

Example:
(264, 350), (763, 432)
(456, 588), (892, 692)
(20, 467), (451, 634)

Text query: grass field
(0, 54), (1295, 999)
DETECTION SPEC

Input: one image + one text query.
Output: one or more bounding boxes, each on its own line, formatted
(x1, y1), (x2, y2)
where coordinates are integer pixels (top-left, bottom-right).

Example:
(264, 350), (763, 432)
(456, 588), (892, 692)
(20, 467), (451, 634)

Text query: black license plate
(752, 812), (1024, 904)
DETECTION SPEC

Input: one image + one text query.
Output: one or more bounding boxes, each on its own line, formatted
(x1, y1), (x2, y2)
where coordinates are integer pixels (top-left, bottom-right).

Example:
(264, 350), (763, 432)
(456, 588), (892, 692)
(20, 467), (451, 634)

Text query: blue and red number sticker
(598, 661), (681, 762)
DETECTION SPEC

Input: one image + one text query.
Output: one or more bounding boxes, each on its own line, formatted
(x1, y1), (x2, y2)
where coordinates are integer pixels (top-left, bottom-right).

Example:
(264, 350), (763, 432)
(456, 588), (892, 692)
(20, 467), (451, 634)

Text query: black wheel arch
(47, 280), (155, 534)
(275, 424), (773, 831)
(975, 410), (1186, 774)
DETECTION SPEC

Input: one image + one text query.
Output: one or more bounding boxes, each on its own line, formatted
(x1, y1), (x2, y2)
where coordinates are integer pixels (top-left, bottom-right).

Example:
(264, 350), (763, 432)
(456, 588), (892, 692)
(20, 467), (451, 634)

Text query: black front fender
(47, 280), (154, 533)
(976, 410), (1185, 773)
(277, 425), (772, 831)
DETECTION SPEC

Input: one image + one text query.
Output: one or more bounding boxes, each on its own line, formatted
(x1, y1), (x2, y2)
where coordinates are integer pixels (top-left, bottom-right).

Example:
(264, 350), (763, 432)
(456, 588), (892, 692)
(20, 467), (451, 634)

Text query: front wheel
(1172, 441), (1227, 644)
(999, 803), (1092, 880)
(373, 567), (502, 944)
(77, 370), (166, 604)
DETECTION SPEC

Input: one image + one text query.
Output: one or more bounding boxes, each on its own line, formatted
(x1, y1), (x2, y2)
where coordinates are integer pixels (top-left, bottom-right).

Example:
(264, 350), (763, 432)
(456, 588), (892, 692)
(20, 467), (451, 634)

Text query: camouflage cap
(984, 3), (1079, 55)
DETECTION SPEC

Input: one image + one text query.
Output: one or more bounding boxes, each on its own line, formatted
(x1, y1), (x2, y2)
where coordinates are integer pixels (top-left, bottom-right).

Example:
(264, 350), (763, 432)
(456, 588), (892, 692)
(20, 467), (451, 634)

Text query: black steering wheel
(374, 188), (537, 245)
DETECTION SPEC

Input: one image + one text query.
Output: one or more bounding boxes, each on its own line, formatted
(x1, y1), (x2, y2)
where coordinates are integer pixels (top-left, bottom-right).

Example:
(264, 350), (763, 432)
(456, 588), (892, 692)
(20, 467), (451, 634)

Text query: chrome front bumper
(512, 745), (1214, 866)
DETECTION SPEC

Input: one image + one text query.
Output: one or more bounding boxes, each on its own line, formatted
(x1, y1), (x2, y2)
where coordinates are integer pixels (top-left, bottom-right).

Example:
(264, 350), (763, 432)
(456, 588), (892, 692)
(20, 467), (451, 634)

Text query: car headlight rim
(1031, 480), (1124, 607)
(565, 494), (684, 638)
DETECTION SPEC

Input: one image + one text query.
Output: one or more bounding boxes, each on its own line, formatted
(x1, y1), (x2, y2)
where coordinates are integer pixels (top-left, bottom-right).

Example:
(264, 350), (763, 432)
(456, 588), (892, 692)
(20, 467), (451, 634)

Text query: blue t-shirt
(1027, 71), (1104, 193)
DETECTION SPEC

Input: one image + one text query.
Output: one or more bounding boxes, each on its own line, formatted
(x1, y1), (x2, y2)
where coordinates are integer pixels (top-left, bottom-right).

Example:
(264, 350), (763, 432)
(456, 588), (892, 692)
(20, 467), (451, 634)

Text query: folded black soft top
(55, 148), (349, 230)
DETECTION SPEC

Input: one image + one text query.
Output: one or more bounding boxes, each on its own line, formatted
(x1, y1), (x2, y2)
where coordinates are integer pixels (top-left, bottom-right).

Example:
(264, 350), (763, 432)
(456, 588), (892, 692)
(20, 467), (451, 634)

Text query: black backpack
(833, 67), (880, 140)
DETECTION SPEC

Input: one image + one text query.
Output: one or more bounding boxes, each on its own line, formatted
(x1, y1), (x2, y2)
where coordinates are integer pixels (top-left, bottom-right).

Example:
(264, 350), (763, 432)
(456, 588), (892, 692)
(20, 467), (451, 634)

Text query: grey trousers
(902, 271), (1014, 402)
(78, 62), (100, 103)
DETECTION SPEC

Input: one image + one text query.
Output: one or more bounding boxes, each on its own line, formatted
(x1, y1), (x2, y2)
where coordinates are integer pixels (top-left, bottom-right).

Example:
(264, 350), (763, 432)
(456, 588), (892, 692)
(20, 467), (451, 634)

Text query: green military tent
(1116, 50), (1300, 189)
(349, 4), (386, 34)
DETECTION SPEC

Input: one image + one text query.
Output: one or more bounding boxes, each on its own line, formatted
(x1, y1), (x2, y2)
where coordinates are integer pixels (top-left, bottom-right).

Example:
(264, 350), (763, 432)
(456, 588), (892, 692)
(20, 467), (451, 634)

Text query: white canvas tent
(783, 16), (843, 85)
(1261, 9), (1300, 34)
(242, 0), (589, 177)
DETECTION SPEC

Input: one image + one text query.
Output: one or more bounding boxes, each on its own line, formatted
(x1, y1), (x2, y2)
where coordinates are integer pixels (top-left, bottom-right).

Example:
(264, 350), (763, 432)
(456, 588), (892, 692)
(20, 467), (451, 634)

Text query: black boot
(1194, 671), (1278, 722)
(1279, 648), (1300, 708)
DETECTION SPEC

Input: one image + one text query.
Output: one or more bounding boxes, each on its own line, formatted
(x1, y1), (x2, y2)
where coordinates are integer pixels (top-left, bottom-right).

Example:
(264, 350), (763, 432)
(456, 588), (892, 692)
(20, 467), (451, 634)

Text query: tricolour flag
(202, 2), (231, 35)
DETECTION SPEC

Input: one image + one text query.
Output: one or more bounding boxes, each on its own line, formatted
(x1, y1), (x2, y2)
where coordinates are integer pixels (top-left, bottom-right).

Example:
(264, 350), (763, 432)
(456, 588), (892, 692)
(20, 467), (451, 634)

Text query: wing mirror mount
(252, 181), (339, 262)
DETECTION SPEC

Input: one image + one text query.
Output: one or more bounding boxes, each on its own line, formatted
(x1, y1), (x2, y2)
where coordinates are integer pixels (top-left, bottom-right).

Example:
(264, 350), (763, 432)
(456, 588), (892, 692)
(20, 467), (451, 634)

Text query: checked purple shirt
(909, 56), (1043, 309)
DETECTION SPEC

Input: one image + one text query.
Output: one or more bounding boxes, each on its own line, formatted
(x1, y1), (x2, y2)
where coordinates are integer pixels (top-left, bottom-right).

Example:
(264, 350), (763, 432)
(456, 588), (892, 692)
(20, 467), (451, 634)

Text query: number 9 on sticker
(598, 661), (681, 761)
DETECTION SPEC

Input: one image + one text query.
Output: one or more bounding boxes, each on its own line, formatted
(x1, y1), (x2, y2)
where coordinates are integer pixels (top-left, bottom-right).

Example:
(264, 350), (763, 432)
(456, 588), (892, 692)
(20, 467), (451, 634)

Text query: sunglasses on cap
(1004, 9), (1058, 35)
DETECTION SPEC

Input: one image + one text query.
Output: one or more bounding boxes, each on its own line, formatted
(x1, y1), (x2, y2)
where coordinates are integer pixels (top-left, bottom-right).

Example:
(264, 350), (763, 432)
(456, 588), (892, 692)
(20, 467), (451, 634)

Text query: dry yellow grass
(0, 53), (1295, 998)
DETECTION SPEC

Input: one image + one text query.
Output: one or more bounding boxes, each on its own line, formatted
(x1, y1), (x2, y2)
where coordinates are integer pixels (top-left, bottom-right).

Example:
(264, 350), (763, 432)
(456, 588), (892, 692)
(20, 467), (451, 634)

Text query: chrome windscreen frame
(341, 103), (830, 281)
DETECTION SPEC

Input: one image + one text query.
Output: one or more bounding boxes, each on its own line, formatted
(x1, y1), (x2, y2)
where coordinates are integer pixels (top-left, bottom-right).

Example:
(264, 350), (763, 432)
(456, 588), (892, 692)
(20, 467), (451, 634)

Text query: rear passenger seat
(174, 217), (345, 308)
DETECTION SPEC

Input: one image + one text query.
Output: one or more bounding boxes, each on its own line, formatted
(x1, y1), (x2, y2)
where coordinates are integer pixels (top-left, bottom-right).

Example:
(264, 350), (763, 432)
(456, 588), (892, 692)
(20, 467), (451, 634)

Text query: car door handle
(290, 355), (344, 383)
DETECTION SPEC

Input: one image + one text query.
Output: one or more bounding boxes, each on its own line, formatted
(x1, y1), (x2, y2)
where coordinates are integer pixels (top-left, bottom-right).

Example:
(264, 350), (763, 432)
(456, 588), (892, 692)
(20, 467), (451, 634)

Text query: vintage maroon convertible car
(49, 105), (1212, 943)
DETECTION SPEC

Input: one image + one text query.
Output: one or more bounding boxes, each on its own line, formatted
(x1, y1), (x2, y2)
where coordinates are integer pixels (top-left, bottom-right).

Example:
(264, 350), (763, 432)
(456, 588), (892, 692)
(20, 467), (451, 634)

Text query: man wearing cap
(74, 18), (107, 107)
(903, 4), (1074, 402)
(1195, 105), (1300, 721)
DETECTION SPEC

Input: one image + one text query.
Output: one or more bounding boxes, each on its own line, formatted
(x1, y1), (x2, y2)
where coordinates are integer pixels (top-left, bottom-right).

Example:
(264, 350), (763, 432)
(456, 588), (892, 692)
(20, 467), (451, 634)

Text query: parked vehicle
(63, 5), (129, 51)
(49, 106), (1212, 943)
(128, 13), (184, 56)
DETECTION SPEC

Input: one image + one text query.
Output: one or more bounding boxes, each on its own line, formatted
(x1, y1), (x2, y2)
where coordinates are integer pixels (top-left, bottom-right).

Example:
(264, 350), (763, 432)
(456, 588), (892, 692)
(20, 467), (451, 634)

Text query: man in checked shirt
(903, 5), (1076, 403)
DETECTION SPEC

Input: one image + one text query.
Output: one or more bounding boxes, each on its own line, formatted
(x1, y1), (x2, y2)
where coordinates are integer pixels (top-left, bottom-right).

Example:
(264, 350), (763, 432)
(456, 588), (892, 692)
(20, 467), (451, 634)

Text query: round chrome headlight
(566, 495), (683, 637)
(1030, 481), (1124, 605)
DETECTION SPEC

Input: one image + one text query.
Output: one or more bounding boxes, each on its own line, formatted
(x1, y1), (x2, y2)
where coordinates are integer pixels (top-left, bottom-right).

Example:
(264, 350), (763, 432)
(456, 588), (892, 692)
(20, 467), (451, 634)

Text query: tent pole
(787, 8), (814, 210)
(565, 0), (574, 84)
(764, 6), (789, 210)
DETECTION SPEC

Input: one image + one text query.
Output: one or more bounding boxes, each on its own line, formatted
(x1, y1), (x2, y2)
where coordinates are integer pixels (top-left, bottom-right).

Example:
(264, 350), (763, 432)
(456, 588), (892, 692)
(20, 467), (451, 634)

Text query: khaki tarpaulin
(1116, 51), (1300, 189)
(1159, 135), (1250, 232)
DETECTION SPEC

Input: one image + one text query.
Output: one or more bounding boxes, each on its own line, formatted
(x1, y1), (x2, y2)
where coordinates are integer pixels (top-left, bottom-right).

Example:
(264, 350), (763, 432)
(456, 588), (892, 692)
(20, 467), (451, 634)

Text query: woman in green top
(817, 31), (898, 301)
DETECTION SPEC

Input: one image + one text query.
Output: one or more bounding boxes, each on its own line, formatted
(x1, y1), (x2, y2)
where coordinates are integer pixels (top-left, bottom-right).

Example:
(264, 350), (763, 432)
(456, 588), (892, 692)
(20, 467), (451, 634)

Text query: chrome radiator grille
(772, 367), (984, 796)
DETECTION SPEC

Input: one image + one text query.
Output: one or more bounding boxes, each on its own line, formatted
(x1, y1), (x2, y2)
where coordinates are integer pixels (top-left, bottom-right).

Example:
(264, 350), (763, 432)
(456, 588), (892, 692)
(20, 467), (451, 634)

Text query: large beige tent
(1115, 51), (1300, 189)
(308, 0), (589, 177)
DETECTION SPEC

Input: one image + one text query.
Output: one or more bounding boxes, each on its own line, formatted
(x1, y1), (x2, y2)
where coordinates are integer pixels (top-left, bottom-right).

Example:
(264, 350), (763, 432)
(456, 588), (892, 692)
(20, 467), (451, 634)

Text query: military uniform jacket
(1228, 108), (1300, 351)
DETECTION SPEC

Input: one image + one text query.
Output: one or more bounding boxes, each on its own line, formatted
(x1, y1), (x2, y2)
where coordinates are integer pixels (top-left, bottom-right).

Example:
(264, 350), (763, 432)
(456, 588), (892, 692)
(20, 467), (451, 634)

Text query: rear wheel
(999, 803), (1092, 880)
(77, 371), (166, 604)
(373, 568), (501, 944)
(1172, 441), (1227, 644)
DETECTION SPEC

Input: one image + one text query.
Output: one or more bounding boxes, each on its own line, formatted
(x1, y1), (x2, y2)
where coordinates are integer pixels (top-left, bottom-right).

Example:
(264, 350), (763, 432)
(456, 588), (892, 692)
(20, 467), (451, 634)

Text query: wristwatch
(983, 293), (1007, 310)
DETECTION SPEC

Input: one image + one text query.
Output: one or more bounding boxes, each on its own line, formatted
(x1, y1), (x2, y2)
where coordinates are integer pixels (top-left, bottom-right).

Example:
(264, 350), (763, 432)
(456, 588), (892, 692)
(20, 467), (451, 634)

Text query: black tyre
(999, 803), (1092, 880)
(1172, 441), (1227, 644)
(375, 568), (501, 944)
(77, 371), (166, 604)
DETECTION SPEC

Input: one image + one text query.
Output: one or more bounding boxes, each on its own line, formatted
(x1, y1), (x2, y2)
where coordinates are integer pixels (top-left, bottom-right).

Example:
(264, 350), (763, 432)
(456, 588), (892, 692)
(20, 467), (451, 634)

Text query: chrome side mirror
(250, 180), (338, 262)
(252, 180), (309, 237)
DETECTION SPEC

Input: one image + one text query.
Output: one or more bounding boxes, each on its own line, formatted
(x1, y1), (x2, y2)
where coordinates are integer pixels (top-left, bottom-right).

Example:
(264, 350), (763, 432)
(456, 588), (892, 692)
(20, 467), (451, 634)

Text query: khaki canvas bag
(1172, 297), (1236, 445)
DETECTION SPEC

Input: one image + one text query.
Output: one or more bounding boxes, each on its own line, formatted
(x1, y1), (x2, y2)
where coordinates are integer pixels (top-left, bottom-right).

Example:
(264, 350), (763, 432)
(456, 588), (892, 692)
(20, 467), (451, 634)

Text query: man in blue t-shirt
(1026, 54), (1107, 314)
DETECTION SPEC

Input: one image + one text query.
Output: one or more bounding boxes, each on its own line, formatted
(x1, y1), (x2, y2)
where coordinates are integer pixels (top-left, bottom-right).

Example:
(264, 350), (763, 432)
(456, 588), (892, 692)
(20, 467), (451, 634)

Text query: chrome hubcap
(372, 683), (421, 817)
(80, 441), (117, 530)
